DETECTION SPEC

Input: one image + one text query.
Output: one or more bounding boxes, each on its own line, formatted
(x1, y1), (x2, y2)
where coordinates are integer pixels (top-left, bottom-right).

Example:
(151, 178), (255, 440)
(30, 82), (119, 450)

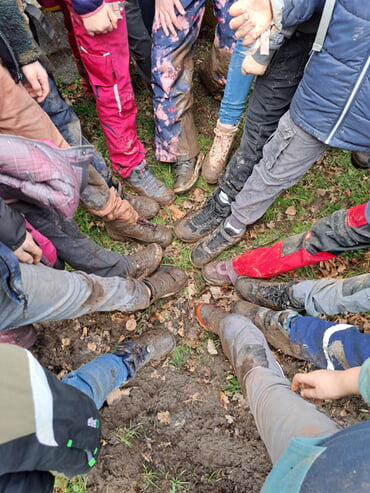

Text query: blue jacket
(272, 0), (370, 151)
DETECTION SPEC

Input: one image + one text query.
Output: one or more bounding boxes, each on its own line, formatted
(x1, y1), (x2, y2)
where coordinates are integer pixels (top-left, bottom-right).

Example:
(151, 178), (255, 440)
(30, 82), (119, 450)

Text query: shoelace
(136, 217), (158, 230)
(260, 286), (292, 308)
(210, 130), (235, 160)
(135, 166), (167, 194)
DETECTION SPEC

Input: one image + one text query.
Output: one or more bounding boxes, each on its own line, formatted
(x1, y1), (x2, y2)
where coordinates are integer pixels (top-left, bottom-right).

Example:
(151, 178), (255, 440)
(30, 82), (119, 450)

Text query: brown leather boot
(128, 243), (163, 279)
(143, 265), (188, 302)
(106, 217), (173, 248)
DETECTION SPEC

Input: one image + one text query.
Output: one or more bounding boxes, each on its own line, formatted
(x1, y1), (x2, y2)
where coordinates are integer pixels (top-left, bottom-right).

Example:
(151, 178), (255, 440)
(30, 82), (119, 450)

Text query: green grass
(115, 422), (144, 447)
(169, 343), (193, 370)
(224, 371), (242, 395)
(54, 476), (88, 493)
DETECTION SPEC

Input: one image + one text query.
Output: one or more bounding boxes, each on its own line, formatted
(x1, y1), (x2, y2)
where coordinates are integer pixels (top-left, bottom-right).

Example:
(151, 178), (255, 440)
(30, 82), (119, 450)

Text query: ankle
(224, 216), (246, 235)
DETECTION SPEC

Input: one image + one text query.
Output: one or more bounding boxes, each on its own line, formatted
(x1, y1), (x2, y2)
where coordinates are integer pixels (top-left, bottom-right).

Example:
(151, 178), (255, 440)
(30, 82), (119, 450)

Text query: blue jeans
(219, 30), (315, 200)
(219, 38), (254, 126)
(62, 353), (131, 409)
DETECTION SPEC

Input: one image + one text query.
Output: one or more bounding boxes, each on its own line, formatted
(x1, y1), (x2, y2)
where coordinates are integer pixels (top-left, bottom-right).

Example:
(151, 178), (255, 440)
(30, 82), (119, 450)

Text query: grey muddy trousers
(219, 314), (340, 464)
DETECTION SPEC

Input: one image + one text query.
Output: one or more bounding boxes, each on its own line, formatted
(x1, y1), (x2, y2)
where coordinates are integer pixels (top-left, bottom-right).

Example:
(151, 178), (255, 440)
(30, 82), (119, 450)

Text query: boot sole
(173, 153), (204, 194)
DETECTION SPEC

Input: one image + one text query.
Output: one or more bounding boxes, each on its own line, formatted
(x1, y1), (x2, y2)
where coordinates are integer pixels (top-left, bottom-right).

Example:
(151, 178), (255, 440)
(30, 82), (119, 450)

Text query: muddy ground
(33, 22), (369, 493)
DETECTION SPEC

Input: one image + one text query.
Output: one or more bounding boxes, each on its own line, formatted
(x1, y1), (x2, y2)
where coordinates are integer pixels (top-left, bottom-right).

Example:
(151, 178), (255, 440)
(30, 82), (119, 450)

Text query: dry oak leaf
(219, 391), (229, 410)
(285, 205), (296, 216)
(106, 387), (131, 406)
(168, 204), (185, 221)
(157, 411), (171, 424)
(207, 338), (218, 355)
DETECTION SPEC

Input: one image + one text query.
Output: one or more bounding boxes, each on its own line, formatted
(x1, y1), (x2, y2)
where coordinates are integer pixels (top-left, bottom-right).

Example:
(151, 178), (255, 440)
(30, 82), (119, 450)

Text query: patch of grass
(204, 470), (223, 484)
(169, 343), (193, 369)
(115, 422), (144, 447)
(224, 371), (242, 395)
(54, 475), (88, 493)
(142, 464), (161, 490)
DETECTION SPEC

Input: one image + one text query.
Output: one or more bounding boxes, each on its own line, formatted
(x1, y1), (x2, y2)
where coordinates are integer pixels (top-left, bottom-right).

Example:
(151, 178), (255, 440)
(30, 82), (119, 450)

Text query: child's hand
(155, 0), (185, 37)
(21, 61), (49, 102)
(241, 55), (267, 75)
(82, 3), (118, 36)
(292, 367), (361, 403)
(229, 0), (272, 46)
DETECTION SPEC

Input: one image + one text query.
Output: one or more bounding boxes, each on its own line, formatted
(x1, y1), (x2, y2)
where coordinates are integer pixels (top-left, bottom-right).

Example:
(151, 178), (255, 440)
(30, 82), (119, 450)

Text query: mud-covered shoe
(235, 278), (304, 312)
(124, 161), (175, 206)
(114, 330), (176, 371)
(173, 152), (204, 194)
(105, 217), (173, 248)
(0, 325), (37, 349)
(143, 265), (188, 302)
(120, 191), (160, 219)
(174, 191), (231, 243)
(195, 303), (230, 336)
(231, 300), (303, 359)
(351, 151), (370, 170)
(202, 258), (238, 286)
(202, 121), (238, 184)
(191, 220), (244, 268)
(128, 243), (163, 279)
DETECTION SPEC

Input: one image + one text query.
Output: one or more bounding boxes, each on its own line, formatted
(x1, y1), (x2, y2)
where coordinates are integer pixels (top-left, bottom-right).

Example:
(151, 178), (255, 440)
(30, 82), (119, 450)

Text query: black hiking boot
(190, 219), (244, 267)
(174, 190), (231, 243)
(143, 265), (188, 302)
(114, 330), (176, 371)
(231, 300), (303, 359)
(235, 278), (305, 312)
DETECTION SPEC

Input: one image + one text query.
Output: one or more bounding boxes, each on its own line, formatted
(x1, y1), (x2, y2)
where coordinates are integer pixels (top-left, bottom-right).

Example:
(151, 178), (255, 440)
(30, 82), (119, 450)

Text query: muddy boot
(195, 303), (229, 336)
(114, 330), (176, 372)
(231, 300), (303, 359)
(202, 258), (239, 286)
(105, 217), (173, 248)
(235, 278), (305, 312)
(195, 303), (282, 379)
(173, 152), (204, 194)
(202, 121), (238, 184)
(119, 189), (160, 219)
(174, 190), (231, 243)
(143, 265), (188, 302)
(0, 325), (37, 349)
(127, 243), (163, 279)
(351, 151), (370, 169)
(124, 161), (175, 206)
(190, 219), (244, 267)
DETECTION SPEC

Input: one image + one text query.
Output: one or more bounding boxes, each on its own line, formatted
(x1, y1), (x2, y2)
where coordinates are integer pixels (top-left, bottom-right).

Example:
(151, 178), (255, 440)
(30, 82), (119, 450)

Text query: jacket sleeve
(0, 471), (54, 493)
(358, 358), (370, 405)
(270, 0), (325, 30)
(0, 0), (40, 66)
(0, 199), (27, 250)
(71, 0), (104, 16)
